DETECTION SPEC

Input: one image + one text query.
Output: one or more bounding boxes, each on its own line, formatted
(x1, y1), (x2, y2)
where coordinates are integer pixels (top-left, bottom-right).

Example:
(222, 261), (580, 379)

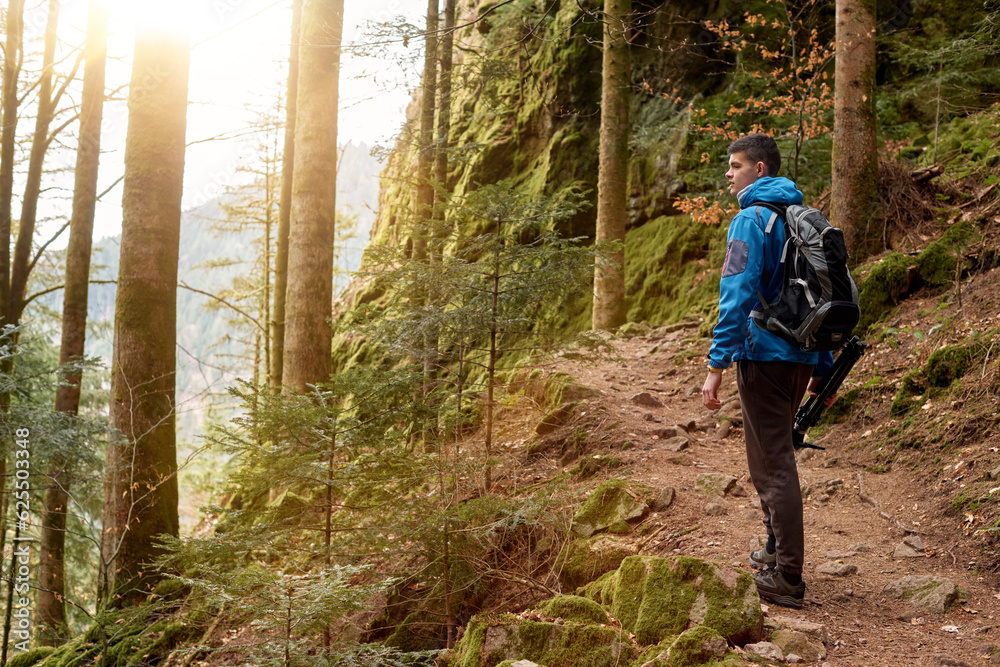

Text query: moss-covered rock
(856, 252), (915, 331)
(554, 534), (634, 590)
(8, 648), (55, 667)
(448, 613), (636, 667)
(924, 344), (973, 387)
(581, 556), (763, 646)
(533, 595), (609, 624)
(571, 479), (652, 537)
(665, 626), (729, 666)
(915, 220), (978, 286)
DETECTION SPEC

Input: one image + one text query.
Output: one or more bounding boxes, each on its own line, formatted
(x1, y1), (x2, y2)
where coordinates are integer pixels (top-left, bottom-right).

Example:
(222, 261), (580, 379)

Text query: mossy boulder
(554, 535), (633, 590)
(448, 613), (637, 667)
(571, 479), (653, 537)
(581, 555), (763, 646)
(533, 595), (609, 624)
(915, 220), (977, 286)
(856, 252), (916, 332)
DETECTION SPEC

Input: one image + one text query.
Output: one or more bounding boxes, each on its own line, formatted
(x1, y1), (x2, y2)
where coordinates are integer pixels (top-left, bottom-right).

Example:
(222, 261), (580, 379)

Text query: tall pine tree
(102, 16), (190, 606)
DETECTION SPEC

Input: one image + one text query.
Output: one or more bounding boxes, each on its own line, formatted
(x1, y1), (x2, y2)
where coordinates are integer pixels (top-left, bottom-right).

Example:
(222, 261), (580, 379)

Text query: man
(701, 133), (833, 609)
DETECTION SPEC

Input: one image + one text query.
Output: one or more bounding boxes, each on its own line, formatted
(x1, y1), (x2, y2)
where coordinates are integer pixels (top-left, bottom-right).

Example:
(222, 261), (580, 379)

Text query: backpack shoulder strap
(745, 200), (786, 235)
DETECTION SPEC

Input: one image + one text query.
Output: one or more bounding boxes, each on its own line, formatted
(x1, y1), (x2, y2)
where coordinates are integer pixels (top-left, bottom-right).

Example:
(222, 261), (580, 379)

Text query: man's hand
(807, 376), (838, 408)
(702, 371), (723, 410)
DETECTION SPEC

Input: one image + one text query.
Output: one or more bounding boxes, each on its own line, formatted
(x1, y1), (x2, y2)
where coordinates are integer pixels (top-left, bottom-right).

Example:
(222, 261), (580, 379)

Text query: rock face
(884, 575), (960, 614)
(581, 555), (764, 645)
(571, 479), (651, 537)
(745, 641), (784, 661)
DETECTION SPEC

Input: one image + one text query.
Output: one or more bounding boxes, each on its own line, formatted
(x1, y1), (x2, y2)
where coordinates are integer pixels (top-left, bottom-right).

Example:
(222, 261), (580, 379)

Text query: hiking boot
(754, 569), (805, 609)
(749, 547), (776, 570)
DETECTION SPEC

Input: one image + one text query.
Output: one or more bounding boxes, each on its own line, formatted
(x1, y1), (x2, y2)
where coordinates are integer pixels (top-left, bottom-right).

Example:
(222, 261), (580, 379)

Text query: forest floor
(486, 256), (1000, 666)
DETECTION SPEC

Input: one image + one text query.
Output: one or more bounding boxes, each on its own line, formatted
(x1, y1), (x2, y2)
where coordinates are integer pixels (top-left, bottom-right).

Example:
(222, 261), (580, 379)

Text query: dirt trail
(505, 269), (1000, 666)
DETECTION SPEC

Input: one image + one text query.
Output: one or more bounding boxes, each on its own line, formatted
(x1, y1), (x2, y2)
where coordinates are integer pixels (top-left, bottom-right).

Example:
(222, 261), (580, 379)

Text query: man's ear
(756, 161), (767, 177)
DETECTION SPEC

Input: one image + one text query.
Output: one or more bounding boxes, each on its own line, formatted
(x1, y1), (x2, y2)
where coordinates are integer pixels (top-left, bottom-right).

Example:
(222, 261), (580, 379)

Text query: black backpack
(748, 201), (860, 352)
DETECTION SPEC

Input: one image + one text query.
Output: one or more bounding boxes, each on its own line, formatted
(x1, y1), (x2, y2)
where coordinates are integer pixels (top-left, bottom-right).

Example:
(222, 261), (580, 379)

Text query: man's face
(726, 152), (766, 198)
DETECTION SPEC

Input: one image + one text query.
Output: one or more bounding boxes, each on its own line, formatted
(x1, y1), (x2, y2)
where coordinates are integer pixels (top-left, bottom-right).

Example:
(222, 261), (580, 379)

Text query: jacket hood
(737, 176), (803, 208)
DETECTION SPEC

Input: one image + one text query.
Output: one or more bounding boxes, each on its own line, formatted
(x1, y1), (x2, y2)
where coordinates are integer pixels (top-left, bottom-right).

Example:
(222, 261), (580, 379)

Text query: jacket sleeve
(709, 210), (764, 368)
(813, 350), (834, 378)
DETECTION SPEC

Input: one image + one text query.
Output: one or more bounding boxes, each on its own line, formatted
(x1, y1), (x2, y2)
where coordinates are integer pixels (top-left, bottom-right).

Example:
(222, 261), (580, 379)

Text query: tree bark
(434, 0), (454, 213)
(0, 0), (25, 326)
(270, 0), (302, 392)
(9, 0), (60, 320)
(281, 0), (343, 392)
(832, 0), (878, 258)
(103, 20), (189, 606)
(592, 0), (630, 330)
(0, 0), (26, 578)
(38, 0), (108, 643)
(413, 0), (438, 261)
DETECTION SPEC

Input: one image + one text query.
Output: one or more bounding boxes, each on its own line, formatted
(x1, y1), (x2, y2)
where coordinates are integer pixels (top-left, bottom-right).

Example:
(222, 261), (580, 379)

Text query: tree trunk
(0, 0), (25, 326)
(9, 0), (60, 320)
(413, 0), (438, 261)
(281, 0), (343, 392)
(592, 0), (630, 331)
(38, 1), (108, 644)
(103, 20), (189, 606)
(832, 0), (878, 258)
(0, 0), (25, 576)
(270, 0), (302, 392)
(434, 0), (454, 211)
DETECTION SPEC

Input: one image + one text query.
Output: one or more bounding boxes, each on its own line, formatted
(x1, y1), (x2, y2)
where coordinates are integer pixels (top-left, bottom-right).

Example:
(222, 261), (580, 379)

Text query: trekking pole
(792, 336), (868, 451)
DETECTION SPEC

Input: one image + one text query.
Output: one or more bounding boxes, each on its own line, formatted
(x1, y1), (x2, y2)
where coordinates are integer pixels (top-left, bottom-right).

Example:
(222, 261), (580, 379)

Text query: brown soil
(489, 260), (1000, 666)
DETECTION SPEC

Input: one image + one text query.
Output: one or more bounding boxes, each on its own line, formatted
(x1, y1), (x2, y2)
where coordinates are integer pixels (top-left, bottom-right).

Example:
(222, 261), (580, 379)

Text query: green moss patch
(625, 215), (723, 327)
(581, 555), (763, 646)
(571, 479), (653, 537)
(8, 648), (55, 667)
(554, 535), (633, 590)
(534, 595), (609, 624)
(449, 613), (636, 667)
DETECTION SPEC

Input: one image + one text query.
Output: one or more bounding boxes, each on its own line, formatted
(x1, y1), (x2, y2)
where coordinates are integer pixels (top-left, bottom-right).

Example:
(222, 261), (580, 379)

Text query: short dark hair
(727, 134), (781, 177)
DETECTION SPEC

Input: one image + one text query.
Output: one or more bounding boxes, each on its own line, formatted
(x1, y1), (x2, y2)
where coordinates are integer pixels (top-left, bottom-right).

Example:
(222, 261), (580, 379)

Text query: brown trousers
(737, 360), (813, 576)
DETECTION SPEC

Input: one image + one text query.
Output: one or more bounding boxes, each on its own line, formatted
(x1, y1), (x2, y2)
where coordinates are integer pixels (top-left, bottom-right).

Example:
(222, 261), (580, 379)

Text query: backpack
(747, 201), (860, 352)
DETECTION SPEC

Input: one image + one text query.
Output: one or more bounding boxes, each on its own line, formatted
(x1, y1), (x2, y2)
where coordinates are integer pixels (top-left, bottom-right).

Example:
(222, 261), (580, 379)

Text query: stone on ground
(695, 473), (737, 497)
(893, 535), (926, 558)
(744, 641), (784, 661)
(883, 575), (959, 614)
(652, 486), (676, 512)
(815, 561), (858, 577)
(770, 629), (827, 662)
(571, 479), (652, 537)
(632, 392), (664, 408)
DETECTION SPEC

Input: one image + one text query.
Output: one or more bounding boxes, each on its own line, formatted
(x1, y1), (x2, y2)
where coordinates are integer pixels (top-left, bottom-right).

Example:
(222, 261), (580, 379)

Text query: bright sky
(52, 0), (424, 241)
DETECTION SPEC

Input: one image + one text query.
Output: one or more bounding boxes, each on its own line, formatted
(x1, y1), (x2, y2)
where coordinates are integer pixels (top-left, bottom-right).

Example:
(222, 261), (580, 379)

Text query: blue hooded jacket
(708, 177), (833, 375)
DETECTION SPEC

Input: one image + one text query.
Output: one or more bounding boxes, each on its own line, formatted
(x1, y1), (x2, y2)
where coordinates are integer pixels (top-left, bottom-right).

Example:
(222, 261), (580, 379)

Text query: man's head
(725, 134), (781, 197)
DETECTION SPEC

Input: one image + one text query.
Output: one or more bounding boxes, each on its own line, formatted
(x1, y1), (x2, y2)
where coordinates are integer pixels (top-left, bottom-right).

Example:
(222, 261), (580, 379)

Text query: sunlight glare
(97, 0), (198, 36)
